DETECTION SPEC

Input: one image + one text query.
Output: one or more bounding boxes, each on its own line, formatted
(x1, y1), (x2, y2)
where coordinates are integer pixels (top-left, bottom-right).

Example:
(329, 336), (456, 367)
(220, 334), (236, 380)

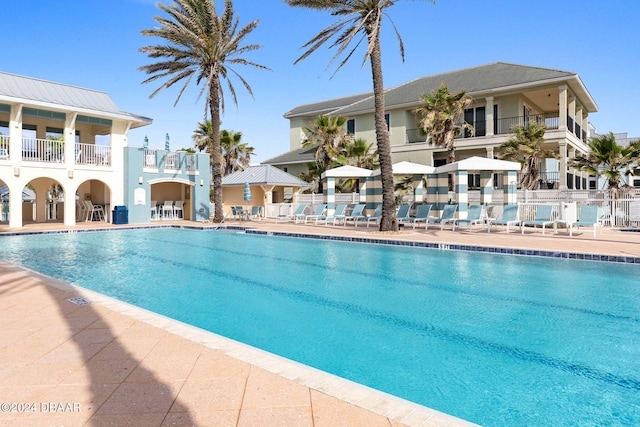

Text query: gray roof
(0, 72), (151, 126)
(286, 62), (597, 118)
(221, 164), (307, 187)
(262, 144), (317, 165)
(283, 92), (371, 119)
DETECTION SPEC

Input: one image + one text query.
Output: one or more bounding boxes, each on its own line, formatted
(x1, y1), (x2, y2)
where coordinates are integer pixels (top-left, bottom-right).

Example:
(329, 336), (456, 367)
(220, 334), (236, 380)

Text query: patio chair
(76, 200), (88, 222)
(452, 204), (484, 231)
(231, 206), (246, 221)
(324, 204), (347, 225)
(520, 204), (554, 235)
(303, 204), (327, 224)
(555, 205), (602, 237)
(366, 204), (383, 228)
(396, 205), (411, 223)
(425, 204), (457, 230)
(173, 201), (184, 219)
(399, 204), (432, 229)
(150, 200), (158, 221)
(343, 203), (367, 227)
(162, 201), (174, 220)
(275, 204), (308, 224)
(84, 200), (105, 222)
(250, 205), (262, 221)
(487, 204), (520, 233)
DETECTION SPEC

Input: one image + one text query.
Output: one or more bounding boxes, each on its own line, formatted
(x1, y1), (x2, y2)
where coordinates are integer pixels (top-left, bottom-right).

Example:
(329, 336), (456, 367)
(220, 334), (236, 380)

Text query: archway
(75, 179), (112, 223)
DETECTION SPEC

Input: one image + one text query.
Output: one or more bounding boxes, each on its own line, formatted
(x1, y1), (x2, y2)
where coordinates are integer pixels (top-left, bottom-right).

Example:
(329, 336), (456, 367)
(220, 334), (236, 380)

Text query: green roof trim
(23, 107), (66, 121)
(76, 115), (112, 126)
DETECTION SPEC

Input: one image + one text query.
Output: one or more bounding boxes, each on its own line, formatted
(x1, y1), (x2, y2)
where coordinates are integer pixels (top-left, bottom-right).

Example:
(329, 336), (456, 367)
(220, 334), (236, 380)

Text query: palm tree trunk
(368, 31), (397, 232)
(210, 77), (224, 222)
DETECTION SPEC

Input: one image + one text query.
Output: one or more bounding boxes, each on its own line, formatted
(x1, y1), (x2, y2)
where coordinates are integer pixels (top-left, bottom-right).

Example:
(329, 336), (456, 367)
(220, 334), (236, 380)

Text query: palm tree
(302, 115), (349, 194)
(497, 121), (557, 190)
(570, 132), (640, 192)
(332, 138), (379, 192)
(139, 0), (269, 222)
(414, 82), (473, 164)
(285, 0), (435, 231)
(220, 129), (254, 175)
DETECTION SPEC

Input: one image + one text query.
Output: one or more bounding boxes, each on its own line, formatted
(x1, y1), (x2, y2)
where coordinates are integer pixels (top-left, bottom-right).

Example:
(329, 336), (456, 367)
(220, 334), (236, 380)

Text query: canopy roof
(434, 156), (521, 173)
(221, 164), (307, 187)
(371, 161), (436, 177)
(322, 165), (373, 178)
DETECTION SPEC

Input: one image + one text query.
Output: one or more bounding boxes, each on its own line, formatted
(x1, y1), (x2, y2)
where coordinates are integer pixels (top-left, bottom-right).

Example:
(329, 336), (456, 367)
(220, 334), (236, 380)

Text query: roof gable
(221, 164), (307, 187)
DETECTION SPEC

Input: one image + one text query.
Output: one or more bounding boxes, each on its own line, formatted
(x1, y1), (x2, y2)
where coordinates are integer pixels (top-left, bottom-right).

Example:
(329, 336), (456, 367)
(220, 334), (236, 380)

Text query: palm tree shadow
(4, 262), (196, 425)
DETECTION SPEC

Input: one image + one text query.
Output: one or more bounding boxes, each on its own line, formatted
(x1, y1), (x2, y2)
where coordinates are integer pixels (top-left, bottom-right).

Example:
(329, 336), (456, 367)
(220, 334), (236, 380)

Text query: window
(385, 113), (390, 131)
(463, 107), (486, 137)
(468, 173), (480, 189)
(346, 119), (355, 135)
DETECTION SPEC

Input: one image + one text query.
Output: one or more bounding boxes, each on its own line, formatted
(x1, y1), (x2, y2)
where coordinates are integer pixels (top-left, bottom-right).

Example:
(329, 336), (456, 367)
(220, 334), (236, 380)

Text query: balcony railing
(76, 143), (110, 166)
(186, 154), (197, 171)
(0, 135), (9, 159)
(144, 148), (157, 168)
(22, 138), (65, 162)
(164, 151), (179, 170)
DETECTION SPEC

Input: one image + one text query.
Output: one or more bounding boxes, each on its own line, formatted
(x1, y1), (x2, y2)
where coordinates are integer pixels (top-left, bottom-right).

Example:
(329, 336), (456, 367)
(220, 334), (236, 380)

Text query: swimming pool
(1, 228), (638, 426)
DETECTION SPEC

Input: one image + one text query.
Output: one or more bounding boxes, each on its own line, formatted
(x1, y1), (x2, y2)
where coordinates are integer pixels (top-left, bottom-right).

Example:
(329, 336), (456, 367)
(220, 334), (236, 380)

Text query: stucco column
(325, 176), (335, 212)
(64, 181), (77, 226)
(558, 85), (568, 130)
(9, 104), (22, 165)
(455, 170), (468, 219)
(366, 175), (382, 215)
(64, 113), (77, 167)
(568, 96), (576, 135)
(486, 146), (494, 159)
(558, 142), (568, 189)
(575, 106), (583, 140)
(8, 181), (23, 228)
(412, 174), (424, 204)
(480, 171), (493, 205)
(503, 171), (517, 205)
(486, 96), (494, 136)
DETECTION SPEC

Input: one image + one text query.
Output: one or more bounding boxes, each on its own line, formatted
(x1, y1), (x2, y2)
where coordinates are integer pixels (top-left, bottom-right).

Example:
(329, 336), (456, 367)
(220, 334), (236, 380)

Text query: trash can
(112, 206), (128, 225)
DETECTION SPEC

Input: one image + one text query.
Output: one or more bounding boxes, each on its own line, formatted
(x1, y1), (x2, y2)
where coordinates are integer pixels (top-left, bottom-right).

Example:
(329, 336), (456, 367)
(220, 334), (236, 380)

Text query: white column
(8, 104), (22, 165)
(558, 85), (568, 130)
(486, 96), (494, 136)
(559, 142), (568, 189)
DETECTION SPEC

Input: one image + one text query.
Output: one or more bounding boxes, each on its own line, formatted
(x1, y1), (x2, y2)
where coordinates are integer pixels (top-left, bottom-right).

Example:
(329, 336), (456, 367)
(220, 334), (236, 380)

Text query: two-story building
(266, 62), (598, 191)
(0, 72), (210, 229)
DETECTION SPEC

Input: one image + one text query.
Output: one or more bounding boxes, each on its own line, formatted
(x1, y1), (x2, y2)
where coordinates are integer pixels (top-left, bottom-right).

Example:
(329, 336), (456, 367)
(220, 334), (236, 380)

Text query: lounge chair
(487, 204), (520, 233)
(555, 205), (602, 237)
(426, 204), (457, 230)
(324, 204), (347, 225)
(366, 204), (383, 228)
(162, 200), (175, 220)
(174, 201), (184, 219)
(303, 204), (327, 224)
(399, 204), (433, 229)
(520, 204), (554, 234)
(343, 204), (367, 227)
(275, 204), (308, 223)
(396, 205), (411, 223)
(452, 204), (484, 231)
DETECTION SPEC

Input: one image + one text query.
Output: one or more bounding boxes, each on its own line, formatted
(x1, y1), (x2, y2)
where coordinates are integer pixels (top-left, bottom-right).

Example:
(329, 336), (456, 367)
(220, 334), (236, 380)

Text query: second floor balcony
(406, 113), (587, 144)
(0, 136), (111, 167)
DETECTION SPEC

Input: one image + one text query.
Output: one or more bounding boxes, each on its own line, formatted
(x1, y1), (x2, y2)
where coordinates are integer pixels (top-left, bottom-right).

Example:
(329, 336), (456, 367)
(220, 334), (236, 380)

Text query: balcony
(7, 138), (111, 166)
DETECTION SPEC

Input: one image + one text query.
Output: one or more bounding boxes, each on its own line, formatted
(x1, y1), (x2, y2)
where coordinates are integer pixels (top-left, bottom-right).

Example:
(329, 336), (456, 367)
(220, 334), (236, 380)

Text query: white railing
(22, 138), (64, 162)
(186, 154), (197, 171)
(144, 148), (157, 168)
(0, 135), (9, 159)
(165, 152), (179, 169)
(75, 143), (110, 166)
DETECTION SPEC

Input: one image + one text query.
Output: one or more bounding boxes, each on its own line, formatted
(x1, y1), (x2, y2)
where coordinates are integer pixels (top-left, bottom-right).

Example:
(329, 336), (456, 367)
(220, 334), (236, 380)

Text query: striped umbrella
(243, 182), (252, 202)
(143, 136), (148, 148)
(165, 133), (170, 151)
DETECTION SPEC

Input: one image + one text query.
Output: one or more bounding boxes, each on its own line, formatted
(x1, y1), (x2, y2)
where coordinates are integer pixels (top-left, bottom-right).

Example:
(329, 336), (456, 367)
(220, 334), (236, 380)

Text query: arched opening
(149, 180), (192, 221)
(75, 179), (112, 222)
(24, 177), (65, 224)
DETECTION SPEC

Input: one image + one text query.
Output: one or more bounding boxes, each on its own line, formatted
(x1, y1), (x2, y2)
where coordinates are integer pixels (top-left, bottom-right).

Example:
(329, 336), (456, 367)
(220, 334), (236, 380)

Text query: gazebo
(221, 164), (307, 217)
(321, 165), (373, 213)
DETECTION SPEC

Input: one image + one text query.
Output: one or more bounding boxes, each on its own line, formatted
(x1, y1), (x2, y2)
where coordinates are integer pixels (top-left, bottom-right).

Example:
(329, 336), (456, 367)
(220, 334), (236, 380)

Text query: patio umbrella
(243, 182), (252, 215)
(143, 136), (148, 148)
(165, 133), (170, 151)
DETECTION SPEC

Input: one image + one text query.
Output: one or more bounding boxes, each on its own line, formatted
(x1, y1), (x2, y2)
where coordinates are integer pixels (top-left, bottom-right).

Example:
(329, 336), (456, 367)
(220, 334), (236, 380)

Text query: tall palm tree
(220, 129), (254, 175)
(414, 82), (473, 164)
(139, 0), (269, 222)
(302, 115), (349, 193)
(497, 121), (557, 190)
(285, 0), (435, 231)
(570, 132), (640, 192)
(332, 138), (379, 192)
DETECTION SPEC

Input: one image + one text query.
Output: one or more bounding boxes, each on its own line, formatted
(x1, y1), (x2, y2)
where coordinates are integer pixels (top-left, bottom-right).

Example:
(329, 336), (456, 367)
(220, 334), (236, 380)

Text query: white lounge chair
(275, 204), (308, 223)
(520, 204), (554, 234)
(487, 204), (520, 233)
(366, 204), (383, 228)
(324, 204), (347, 225)
(426, 204), (457, 230)
(303, 204), (327, 224)
(452, 204), (484, 231)
(343, 204), (367, 227)
(399, 204), (432, 229)
(555, 205), (602, 237)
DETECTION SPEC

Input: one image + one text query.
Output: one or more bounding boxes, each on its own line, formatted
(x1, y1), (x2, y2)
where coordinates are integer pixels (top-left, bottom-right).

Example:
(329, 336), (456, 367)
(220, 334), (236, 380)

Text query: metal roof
(434, 156), (521, 173)
(221, 164), (307, 187)
(285, 62), (597, 118)
(262, 144), (317, 165)
(0, 72), (151, 127)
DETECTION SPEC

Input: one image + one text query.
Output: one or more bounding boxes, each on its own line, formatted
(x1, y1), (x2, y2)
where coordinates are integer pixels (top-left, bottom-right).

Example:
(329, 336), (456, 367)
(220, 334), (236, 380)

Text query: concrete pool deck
(0, 219), (638, 426)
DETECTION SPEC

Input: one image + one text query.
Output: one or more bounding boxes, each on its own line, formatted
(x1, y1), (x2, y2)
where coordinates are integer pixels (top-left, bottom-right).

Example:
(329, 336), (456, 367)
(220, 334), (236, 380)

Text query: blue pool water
(1, 228), (639, 426)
